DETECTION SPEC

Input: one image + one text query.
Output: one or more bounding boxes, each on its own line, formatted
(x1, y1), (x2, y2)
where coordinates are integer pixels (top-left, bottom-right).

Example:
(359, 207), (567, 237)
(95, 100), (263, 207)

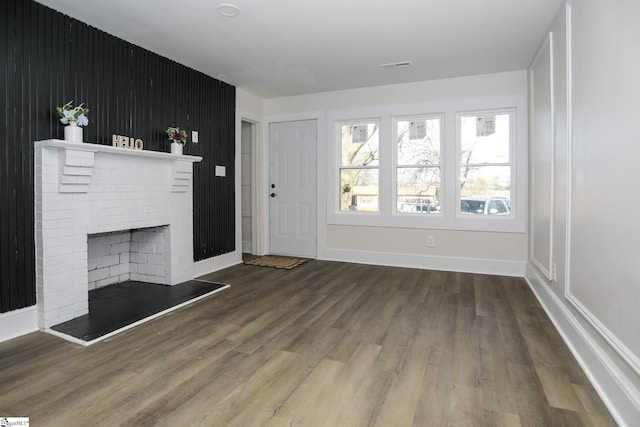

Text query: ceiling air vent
(379, 61), (413, 69)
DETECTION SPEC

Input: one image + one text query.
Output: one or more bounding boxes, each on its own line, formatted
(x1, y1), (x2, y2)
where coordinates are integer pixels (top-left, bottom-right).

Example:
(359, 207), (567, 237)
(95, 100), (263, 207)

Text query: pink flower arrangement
(166, 127), (188, 144)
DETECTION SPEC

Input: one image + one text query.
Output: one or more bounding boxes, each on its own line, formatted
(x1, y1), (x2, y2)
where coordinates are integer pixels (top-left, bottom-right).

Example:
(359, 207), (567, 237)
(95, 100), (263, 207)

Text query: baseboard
(0, 306), (38, 343)
(193, 251), (242, 278)
(525, 264), (640, 427)
(321, 248), (526, 277)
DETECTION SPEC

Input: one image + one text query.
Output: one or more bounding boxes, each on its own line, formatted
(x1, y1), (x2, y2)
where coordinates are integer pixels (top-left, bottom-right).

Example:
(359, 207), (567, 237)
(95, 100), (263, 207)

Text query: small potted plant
(57, 100), (89, 143)
(166, 126), (188, 155)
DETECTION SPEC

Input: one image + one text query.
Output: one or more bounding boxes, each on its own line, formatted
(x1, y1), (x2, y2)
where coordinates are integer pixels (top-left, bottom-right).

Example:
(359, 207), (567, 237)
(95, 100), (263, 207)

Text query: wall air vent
(379, 61), (413, 69)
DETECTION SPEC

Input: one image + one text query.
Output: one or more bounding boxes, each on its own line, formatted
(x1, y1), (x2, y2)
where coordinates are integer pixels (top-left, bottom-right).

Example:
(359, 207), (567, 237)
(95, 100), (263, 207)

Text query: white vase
(64, 123), (83, 143)
(171, 142), (183, 155)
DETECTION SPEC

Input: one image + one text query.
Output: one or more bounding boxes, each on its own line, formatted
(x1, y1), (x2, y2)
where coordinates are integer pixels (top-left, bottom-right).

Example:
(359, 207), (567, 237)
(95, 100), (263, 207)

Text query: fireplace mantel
(38, 139), (201, 160)
(34, 140), (202, 328)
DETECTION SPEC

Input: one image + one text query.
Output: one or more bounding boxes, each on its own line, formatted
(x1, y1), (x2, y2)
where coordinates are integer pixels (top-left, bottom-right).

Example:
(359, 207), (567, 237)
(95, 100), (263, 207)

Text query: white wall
(263, 71), (528, 276)
(527, 1), (640, 425)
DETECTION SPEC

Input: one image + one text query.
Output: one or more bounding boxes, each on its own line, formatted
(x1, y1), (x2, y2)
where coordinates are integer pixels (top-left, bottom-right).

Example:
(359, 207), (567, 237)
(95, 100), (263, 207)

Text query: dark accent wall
(0, 0), (235, 313)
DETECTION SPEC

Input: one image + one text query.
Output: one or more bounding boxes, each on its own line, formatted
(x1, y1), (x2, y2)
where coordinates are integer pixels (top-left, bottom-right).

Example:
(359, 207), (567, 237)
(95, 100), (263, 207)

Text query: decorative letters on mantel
(112, 134), (144, 150)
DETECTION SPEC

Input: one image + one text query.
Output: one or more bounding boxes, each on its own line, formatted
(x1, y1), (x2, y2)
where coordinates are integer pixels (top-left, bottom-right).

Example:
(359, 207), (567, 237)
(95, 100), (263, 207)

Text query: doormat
(244, 255), (307, 270)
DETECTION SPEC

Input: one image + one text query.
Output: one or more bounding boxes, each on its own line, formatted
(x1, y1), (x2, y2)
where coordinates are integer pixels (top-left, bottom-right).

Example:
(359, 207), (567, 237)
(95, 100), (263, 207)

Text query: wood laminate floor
(0, 260), (616, 426)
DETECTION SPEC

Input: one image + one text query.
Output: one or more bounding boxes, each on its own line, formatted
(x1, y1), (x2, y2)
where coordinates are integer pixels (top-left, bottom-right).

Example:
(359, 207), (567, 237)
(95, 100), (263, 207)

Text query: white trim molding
(0, 306), (38, 343)
(566, 293), (640, 377)
(529, 31), (556, 281)
(526, 264), (640, 427)
(322, 248), (525, 277)
(194, 251), (242, 278)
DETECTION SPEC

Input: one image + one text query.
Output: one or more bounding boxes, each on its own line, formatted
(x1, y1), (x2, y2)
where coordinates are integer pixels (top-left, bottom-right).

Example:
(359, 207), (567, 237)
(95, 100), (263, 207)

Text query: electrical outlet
(552, 263), (557, 282)
(427, 235), (435, 248)
(192, 130), (199, 144)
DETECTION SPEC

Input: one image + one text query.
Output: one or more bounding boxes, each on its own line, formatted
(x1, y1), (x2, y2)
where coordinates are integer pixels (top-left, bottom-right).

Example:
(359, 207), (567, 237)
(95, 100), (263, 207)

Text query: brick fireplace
(34, 140), (202, 329)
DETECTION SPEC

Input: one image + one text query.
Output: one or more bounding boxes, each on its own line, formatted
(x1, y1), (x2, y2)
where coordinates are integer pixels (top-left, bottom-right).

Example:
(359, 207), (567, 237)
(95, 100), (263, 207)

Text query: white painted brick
(71, 304), (89, 318)
(96, 254), (119, 268)
(42, 227), (75, 240)
(73, 259), (89, 270)
(89, 242), (111, 258)
(147, 254), (164, 266)
(42, 255), (74, 268)
(59, 184), (89, 193)
(103, 233), (128, 245)
(130, 273), (148, 282)
(146, 233), (164, 244)
(137, 243), (155, 254)
(111, 242), (130, 255)
(46, 294), (78, 311)
(131, 232), (147, 243)
(65, 151), (95, 167)
(57, 219), (74, 228)
(41, 219), (63, 231)
(109, 263), (129, 277)
(130, 252), (147, 264)
(154, 265), (165, 277)
(60, 175), (80, 184)
(137, 263), (155, 275)
(146, 276), (165, 285)
(41, 209), (73, 221)
(89, 267), (110, 283)
(42, 243), (75, 258)
(96, 276), (119, 288)
(63, 165), (93, 176)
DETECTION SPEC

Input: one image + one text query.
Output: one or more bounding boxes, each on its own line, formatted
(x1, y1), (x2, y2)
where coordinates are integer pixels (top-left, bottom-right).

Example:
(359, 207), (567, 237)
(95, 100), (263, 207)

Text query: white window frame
(392, 114), (444, 217)
(456, 109), (515, 219)
(326, 96), (527, 233)
(335, 118), (382, 216)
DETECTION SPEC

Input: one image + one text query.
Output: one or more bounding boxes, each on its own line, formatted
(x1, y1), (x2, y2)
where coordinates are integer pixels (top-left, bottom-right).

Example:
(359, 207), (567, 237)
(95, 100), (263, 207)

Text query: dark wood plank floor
(0, 260), (616, 426)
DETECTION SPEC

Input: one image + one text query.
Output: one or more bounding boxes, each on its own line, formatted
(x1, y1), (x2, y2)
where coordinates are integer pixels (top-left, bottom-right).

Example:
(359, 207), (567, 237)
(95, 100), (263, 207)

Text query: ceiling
(36, 0), (562, 99)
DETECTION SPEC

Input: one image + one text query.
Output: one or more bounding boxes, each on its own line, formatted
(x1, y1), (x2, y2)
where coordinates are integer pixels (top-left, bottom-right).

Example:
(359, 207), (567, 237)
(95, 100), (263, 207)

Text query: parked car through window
(460, 196), (510, 215)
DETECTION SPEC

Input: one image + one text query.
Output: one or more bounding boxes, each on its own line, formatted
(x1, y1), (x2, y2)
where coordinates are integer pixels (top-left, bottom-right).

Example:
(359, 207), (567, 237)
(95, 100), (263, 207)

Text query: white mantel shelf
(36, 139), (202, 194)
(36, 139), (202, 163)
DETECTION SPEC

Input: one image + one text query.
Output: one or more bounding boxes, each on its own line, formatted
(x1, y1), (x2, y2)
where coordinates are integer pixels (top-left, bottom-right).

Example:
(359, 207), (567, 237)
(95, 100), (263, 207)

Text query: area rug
(244, 255), (307, 270)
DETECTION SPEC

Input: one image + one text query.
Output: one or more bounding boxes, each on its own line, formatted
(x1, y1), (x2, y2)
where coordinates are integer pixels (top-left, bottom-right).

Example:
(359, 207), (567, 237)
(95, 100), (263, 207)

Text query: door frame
(260, 111), (325, 258)
(240, 119), (258, 255)
(236, 109), (262, 262)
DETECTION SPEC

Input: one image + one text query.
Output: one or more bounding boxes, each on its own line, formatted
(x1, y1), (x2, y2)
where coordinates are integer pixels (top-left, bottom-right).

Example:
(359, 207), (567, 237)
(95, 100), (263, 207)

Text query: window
(395, 116), (442, 214)
(458, 110), (513, 216)
(339, 121), (379, 212)
(327, 97), (525, 233)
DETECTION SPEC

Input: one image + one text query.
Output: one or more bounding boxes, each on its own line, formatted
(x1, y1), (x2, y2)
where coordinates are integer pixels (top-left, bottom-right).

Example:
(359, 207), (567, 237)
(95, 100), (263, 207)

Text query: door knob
(270, 193), (276, 198)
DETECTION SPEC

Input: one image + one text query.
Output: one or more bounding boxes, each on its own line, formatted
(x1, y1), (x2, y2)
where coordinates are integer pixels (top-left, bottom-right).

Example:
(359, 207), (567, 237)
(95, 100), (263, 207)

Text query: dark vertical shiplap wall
(0, 0), (236, 313)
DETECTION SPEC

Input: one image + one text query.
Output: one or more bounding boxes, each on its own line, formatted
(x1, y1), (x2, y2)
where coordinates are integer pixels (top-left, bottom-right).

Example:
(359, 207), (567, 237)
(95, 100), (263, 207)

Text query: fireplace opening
(88, 226), (170, 290)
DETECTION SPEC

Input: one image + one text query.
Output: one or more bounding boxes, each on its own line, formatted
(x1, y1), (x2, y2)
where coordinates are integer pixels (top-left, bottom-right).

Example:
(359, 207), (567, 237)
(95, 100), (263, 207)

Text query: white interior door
(269, 120), (317, 257)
